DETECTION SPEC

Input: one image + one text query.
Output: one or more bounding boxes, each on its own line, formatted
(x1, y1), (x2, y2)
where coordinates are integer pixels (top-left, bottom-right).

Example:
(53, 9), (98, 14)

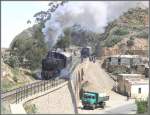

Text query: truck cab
(82, 91), (109, 110)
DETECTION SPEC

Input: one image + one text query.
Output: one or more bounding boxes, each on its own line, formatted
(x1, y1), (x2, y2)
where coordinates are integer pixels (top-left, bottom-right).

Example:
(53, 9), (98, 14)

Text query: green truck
(81, 91), (109, 110)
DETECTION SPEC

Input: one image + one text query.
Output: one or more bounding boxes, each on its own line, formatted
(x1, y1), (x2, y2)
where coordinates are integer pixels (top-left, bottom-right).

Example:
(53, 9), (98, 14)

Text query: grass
(24, 70), (37, 79)
(135, 99), (148, 113)
(1, 101), (11, 114)
(113, 27), (129, 36)
(104, 35), (123, 47)
(24, 103), (37, 114)
(1, 80), (15, 92)
(135, 30), (148, 39)
(1, 64), (36, 92)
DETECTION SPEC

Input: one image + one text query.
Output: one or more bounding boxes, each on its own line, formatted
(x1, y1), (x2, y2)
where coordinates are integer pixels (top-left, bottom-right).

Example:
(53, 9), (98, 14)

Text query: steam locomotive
(41, 50), (72, 80)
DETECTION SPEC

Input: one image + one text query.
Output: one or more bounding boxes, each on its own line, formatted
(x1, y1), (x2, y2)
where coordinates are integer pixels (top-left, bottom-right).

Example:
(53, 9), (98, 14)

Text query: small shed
(106, 55), (142, 67)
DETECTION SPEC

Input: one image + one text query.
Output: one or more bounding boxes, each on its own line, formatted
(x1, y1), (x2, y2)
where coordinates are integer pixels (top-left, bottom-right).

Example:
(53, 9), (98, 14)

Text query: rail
(1, 55), (81, 104)
(1, 79), (66, 103)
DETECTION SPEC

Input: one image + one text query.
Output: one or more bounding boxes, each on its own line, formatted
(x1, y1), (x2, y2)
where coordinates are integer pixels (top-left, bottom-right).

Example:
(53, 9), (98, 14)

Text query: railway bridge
(1, 55), (85, 114)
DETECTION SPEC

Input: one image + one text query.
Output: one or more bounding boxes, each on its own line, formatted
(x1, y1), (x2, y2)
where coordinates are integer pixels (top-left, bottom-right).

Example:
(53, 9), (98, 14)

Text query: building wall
(132, 58), (141, 65)
(120, 58), (130, 66)
(110, 57), (118, 65)
(117, 77), (125, 94)
(131, 84), (149, 99)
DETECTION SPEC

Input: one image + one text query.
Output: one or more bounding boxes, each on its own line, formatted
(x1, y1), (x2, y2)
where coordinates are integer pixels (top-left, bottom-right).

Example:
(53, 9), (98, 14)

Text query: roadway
(104, 100), (137, 114)
(78, 59), (137, 114)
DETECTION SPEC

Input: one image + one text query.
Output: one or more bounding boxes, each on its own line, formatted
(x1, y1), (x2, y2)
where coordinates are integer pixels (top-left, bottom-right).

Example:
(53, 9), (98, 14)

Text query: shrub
(3, 55), (19, 68)
(136, 31), (148, 38)
(108, 65), (130, 75)
(136, 99), (148, 113)
(104, 36), (123, 47)
(113, 27), (129, 36)
(127, 40), (134, 47)
(24, 103), (37, 114)
(13, 76), (18, 82)
(1, 80), (14, 92)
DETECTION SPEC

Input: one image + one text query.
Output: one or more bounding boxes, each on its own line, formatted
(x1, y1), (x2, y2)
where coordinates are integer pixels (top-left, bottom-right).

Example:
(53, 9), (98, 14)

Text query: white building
(126, 78), (149, 99)
(117, 74), (149, 99)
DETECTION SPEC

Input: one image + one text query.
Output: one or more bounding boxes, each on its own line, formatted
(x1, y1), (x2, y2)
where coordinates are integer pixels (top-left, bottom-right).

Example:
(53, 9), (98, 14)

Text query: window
(138, 88), (141, 94)
(118, 58), (121, 65)
(84, 95), (87, 98)
(92, 96), (95, 99)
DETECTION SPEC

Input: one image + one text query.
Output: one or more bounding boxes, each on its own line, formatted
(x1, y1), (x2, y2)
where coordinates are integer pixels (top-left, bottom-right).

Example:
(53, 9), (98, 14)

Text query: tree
(136, 99), (148, 113)
(33, 1), (67, 26)
(27, 20), (31, 24)
(10, 24), (48, 70)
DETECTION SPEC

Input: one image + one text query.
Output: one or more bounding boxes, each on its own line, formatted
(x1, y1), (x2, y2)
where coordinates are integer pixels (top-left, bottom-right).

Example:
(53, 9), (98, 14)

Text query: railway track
(1, 80), (41, 100)
(1, 56), (80, 102)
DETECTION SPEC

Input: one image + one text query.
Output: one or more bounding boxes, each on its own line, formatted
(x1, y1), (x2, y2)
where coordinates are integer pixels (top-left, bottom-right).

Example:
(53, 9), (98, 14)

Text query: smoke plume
(42, 1), (149, 48)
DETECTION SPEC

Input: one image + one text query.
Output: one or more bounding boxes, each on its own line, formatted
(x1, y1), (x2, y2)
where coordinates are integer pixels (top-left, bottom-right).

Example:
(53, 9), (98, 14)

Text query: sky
(1, 1), (50, 48)
(1, 1), (149, 48)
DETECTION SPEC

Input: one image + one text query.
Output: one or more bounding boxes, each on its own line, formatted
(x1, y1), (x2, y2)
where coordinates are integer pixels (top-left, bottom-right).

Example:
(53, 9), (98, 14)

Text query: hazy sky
(1, 1), (49, 48)
(1, 1), (148, 48)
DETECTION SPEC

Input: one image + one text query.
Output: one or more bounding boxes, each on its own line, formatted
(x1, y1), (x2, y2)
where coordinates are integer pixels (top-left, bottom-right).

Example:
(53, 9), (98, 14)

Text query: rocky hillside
(1, 60), (37, 92)
(1, 49), (36, 92)
(100, 7), (149, 56)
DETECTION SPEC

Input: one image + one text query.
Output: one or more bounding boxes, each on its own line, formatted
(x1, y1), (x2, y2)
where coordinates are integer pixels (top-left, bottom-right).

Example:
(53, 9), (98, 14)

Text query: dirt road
(78, 59), (132, 114)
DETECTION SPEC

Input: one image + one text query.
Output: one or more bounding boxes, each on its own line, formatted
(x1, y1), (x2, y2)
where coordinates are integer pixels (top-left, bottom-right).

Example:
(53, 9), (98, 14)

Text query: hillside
(55, 7), (149, 57)
(100, 7), (149, 56)
(1, 49), (36, 92)
(9, 24), (48, 70)
(1, 60), (37, 92)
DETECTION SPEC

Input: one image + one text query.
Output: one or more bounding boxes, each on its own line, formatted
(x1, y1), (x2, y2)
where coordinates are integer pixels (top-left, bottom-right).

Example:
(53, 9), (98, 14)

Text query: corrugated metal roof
(110, 55), (140, 58)
(119, 74), (144, 77)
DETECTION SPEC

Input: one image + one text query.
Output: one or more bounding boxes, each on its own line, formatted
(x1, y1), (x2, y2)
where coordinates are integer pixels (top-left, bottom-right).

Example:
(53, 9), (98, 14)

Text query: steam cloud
(42, 1), (149, 48)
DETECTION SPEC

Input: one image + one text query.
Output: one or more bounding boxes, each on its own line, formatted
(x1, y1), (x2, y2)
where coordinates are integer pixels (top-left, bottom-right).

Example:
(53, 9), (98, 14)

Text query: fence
(15, 78), (66, 103)
(1, 55), (80, 105)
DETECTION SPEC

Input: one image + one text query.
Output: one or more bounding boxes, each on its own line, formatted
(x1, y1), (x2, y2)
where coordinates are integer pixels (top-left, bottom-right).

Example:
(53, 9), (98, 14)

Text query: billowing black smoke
(42, 1), (148, 48)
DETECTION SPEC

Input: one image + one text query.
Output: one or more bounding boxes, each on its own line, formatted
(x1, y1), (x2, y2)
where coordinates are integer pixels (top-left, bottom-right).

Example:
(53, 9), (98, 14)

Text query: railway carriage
(80, 46), (92, 58)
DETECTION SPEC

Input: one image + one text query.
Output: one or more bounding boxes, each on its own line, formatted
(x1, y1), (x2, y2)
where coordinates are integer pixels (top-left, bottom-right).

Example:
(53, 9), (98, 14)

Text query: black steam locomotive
(41, 50), (72, 80)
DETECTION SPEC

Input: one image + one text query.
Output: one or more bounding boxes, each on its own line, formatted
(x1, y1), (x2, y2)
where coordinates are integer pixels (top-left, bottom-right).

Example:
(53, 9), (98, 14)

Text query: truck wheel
(101, 102), (105, 109)
(83, 106), (86, 109)
(92, 105), (95, 110)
